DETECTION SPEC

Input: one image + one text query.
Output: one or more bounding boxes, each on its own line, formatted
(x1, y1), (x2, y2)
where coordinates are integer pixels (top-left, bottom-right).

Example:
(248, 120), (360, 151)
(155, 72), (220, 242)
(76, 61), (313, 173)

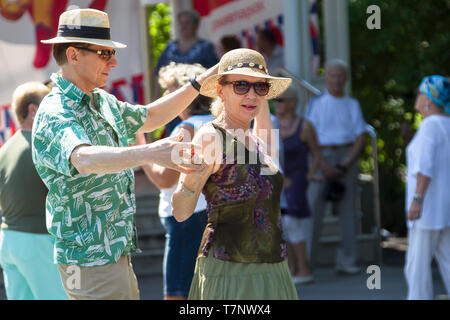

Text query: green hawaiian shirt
(32, 73), (148, 266)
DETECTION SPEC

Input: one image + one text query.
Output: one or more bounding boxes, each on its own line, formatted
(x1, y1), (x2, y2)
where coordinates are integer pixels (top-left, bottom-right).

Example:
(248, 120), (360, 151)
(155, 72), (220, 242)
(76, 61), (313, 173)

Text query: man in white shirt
(305, 59), (367, 274)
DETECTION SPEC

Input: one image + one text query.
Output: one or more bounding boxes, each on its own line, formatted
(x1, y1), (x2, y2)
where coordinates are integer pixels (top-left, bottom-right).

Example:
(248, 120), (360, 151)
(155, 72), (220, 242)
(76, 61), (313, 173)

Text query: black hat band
(57, 25), (111, 40)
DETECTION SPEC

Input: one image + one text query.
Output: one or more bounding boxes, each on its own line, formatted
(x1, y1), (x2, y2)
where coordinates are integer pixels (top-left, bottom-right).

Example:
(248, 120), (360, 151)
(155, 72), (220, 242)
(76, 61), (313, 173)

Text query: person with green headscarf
(404, 75), (450, 300)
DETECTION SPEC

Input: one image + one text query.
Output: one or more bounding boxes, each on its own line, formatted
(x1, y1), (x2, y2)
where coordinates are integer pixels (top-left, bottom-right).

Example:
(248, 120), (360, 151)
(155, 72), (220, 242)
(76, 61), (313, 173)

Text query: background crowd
(0, 7), (448, 301)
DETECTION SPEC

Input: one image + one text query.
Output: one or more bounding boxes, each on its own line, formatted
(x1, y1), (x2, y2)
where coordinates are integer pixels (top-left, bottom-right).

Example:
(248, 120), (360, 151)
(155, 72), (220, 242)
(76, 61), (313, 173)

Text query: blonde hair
(12, 81), (50, 124)
(210, 97), (224, 118)
(158, 62), (206, 90)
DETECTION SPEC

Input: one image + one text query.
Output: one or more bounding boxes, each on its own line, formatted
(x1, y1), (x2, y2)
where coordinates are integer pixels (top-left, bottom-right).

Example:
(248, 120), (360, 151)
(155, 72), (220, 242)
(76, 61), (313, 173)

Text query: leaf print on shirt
(104, 235), (112, 256)
(85, 202), (93, 225)
(95, 216), (102, 239)
(32, 73), (148, 266)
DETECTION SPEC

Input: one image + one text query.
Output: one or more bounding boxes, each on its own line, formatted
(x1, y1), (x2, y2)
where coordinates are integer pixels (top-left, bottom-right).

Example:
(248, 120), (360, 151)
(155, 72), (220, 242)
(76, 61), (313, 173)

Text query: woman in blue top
(155, 10), (218, 137)
(155, 10), (218, 75)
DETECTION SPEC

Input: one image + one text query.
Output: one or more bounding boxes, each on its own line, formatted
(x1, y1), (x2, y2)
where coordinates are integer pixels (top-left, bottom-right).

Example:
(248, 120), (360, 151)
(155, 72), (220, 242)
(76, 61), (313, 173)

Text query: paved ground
(135, 245), (449, 300)
(1, 245), (447, 300)
(137, 263), (447, 300)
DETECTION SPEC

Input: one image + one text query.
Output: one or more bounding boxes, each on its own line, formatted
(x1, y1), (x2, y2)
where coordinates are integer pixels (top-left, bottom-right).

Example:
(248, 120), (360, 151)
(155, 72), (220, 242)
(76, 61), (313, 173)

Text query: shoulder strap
(296, 117), (304, 134)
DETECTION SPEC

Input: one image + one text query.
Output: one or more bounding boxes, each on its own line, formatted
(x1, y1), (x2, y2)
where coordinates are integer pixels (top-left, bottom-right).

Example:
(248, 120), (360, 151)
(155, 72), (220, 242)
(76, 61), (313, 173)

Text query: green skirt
(188, 254), (299, 300)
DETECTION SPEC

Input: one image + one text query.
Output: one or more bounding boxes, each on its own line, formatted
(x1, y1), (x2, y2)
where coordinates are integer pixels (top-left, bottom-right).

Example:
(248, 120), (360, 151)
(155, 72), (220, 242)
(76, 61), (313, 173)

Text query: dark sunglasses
(221, 81), (271, 96)
(73, 46), (116, 61)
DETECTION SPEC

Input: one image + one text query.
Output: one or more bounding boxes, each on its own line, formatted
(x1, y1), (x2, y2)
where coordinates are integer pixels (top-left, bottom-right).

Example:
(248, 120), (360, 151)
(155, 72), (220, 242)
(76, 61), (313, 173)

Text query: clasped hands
(135, 129), (208, 175)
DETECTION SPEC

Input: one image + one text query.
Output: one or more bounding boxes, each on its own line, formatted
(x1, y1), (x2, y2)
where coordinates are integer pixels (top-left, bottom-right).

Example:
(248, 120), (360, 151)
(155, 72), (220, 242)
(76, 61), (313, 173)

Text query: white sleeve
(352, 99), (367, 137)
(304, 97), (317, 126)
(410, 120), (436, 178)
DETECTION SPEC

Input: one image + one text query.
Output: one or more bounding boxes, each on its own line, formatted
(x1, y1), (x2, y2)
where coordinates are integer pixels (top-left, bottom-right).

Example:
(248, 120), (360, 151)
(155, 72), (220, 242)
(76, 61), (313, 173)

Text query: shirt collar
(50, 72), (96, 105)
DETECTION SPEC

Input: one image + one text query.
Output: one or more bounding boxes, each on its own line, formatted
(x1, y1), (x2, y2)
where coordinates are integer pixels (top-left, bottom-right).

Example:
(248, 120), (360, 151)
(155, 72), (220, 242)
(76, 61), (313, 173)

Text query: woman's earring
(424, 104), (429, 112)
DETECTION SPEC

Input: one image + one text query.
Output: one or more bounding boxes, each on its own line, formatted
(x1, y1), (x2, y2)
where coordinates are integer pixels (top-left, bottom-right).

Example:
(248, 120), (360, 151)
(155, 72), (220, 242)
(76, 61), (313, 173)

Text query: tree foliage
(349, 0), (450, 235)
(148, 3), (171, 69)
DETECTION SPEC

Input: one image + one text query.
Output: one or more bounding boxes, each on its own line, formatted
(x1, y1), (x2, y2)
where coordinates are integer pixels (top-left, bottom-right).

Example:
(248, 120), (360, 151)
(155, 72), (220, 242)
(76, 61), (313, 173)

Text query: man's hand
(321, 163), (345, 181)
(148, 129), (206, 174)
(135, 132), (147, 145)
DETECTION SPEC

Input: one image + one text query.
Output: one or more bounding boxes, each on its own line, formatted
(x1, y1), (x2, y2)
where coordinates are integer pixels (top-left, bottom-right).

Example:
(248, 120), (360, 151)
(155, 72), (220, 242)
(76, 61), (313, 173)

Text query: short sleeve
(303, 97), (318, 128)
(32, 112), (92, 177)
(410, 120), (437, 178)
(352, 100), (367, 137)
(117, 100), (148, 144)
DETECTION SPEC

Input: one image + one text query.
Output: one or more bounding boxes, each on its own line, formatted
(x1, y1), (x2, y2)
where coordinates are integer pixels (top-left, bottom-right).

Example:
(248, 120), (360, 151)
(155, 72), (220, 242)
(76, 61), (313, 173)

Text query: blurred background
(0, 0), (448, 291)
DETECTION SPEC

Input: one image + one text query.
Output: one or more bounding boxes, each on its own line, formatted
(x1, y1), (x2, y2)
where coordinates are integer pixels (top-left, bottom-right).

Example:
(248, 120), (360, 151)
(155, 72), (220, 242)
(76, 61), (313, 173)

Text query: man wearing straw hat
(31, 8), (215, 300)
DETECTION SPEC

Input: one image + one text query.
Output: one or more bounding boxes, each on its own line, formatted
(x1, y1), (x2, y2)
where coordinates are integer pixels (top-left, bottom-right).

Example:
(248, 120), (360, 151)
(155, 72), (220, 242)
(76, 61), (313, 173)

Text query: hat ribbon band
(225, 62), (268, 74)
(57, 25), (111, 40)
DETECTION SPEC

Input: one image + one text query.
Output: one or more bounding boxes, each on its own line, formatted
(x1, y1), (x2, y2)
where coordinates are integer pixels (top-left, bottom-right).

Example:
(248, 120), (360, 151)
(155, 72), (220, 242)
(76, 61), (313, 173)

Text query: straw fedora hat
(41, 8), (126, 49)
(200, 48), (291, 100)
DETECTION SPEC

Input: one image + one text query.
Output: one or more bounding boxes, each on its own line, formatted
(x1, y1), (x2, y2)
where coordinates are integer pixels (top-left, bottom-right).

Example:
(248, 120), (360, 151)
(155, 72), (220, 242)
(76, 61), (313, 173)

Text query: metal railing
(275, 67), (322, 116)
(275, 68), (382, 264)
(365, 124), (383, 264)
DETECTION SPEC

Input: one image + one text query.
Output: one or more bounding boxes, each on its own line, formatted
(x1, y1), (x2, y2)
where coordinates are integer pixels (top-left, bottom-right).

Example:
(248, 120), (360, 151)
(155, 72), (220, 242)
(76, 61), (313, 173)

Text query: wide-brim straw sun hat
(200, 48), (292, 100)
(41, 8), (126, 49)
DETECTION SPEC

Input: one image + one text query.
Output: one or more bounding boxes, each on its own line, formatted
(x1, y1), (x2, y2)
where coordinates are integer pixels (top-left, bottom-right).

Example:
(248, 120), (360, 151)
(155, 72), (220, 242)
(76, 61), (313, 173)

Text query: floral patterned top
(199, 123), (287, 263)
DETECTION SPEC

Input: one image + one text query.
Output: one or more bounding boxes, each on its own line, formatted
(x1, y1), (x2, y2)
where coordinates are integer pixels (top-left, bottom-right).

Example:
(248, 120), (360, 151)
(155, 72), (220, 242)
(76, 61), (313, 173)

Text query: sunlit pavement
(0, 245), (447, 300)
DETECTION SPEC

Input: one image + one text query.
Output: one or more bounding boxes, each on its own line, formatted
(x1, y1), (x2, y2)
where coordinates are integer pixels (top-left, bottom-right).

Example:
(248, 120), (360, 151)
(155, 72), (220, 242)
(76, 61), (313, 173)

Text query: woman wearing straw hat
(32, 8), (215, 299)
(172, 48), (298, 299)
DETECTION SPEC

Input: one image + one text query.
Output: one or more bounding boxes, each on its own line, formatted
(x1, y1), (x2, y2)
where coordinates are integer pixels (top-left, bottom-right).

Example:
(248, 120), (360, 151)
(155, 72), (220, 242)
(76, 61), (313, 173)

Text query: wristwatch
(189, 77), (201, 92)
(412, 194), (423, 203)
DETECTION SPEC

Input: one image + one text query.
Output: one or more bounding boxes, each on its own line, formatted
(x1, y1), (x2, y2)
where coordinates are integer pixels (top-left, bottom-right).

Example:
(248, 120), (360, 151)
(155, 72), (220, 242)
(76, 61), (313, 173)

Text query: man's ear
(66, 46), (80, 65)
(28, 103), (38, 119)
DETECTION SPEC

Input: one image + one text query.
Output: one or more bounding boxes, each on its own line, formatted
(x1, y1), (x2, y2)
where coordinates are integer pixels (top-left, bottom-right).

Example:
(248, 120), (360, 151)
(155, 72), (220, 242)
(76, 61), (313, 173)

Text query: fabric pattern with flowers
(198, 123), (286, 263)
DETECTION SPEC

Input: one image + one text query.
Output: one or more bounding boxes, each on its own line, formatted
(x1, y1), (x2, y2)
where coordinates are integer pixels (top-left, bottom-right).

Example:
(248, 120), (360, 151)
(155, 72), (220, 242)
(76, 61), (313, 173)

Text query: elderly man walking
(305, 59), (367, 274)
(32, 8), (215, 300)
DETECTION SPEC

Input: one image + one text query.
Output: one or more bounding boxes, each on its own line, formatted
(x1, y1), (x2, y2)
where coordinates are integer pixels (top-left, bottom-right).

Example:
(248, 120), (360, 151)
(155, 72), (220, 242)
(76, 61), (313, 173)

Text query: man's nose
(108, 54), (118, 68)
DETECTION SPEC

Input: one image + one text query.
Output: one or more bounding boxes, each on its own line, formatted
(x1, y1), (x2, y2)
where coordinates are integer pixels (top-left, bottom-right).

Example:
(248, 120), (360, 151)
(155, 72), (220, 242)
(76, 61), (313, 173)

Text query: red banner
(0, 0), (145, 146)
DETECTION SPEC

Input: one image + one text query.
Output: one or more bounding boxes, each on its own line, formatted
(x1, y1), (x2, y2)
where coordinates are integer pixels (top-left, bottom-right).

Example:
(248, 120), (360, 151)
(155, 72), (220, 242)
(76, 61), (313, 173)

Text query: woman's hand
(196, 63), (219, 84)
(408, 201), (423, 221)
(148, 129), (206, 174)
